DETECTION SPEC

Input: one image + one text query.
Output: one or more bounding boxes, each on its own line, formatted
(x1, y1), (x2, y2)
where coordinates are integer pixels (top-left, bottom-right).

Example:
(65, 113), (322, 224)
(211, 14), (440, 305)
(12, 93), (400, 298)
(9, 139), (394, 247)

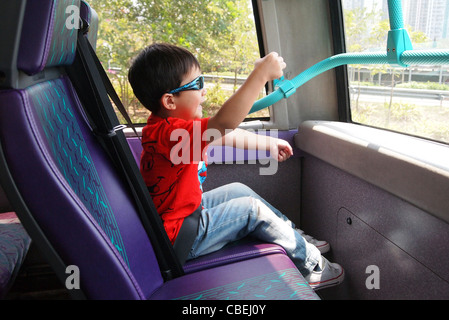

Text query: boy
(128, 43), (344, 290)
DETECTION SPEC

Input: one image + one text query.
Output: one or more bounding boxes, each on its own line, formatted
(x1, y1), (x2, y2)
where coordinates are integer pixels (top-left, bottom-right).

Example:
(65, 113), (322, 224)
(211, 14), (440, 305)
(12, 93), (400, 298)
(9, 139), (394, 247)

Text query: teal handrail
(249, 0), (449, 114)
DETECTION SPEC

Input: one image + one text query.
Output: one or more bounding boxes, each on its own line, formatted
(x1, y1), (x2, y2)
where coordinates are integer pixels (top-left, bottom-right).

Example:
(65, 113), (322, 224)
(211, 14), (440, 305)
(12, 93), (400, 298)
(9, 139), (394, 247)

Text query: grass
(351, 99), (449, 143)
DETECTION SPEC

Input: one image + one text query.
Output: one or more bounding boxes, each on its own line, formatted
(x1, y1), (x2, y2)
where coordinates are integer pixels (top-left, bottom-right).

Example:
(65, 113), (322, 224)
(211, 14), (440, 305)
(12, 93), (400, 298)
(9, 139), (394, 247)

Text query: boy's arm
(210, 128), (293, 162)
(206, 52), (286, 138)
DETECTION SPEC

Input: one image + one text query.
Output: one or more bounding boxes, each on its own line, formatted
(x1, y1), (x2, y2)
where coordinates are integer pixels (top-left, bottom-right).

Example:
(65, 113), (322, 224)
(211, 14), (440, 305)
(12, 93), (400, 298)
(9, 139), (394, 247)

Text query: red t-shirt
(140, 115), (209, 244)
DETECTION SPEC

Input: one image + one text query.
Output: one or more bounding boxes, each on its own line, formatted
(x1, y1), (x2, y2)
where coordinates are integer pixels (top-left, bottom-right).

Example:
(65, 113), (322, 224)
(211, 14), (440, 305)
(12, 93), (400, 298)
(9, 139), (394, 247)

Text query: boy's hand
(269, 138), (293, 162)
(207, 52), (286, 137)
(254, 52), (286, 83)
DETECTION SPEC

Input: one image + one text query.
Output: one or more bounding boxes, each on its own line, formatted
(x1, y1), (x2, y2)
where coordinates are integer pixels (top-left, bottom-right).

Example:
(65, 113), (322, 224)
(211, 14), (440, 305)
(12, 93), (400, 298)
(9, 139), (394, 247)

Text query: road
(350, 86), (449, 107)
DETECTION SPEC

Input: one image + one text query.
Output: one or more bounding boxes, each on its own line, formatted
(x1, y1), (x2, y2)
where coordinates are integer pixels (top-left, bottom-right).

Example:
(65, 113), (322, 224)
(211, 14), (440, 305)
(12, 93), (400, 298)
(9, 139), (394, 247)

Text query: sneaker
(296, 229), (331, 254)
(305, 256), (345, 290)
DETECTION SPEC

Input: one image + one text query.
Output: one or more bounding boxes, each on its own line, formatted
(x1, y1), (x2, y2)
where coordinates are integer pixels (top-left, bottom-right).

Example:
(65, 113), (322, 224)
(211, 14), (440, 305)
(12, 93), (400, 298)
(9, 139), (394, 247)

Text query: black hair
(128, 42), (201, 114)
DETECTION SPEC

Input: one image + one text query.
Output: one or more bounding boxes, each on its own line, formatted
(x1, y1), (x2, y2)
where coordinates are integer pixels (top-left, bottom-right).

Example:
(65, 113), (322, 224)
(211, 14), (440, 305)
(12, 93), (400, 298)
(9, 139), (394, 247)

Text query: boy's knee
(251, 198), (278, 221)
(228, 182), (255, 195)
(228, 182), (246, 189)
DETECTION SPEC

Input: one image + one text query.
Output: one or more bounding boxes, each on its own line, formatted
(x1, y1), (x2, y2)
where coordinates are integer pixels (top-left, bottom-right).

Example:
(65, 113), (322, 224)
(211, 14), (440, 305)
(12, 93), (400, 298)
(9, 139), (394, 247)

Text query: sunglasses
(168, 75), (204, 94)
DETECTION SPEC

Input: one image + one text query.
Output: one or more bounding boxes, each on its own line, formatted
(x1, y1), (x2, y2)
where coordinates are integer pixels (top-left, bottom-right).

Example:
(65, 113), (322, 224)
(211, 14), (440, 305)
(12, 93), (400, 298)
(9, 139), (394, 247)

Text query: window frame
(329, 0), (352, 123)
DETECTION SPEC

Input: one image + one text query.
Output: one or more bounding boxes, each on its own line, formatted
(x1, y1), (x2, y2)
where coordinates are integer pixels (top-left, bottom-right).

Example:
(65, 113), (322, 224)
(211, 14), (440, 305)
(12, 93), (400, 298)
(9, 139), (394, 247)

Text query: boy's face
(171, 67), (206, 120)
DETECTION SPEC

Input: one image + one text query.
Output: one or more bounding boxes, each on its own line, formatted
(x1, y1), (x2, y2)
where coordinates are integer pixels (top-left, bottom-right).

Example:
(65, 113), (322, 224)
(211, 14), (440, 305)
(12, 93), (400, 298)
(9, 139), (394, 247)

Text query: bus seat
(0, 0), (318, 299)
(0, 212), (31, 298)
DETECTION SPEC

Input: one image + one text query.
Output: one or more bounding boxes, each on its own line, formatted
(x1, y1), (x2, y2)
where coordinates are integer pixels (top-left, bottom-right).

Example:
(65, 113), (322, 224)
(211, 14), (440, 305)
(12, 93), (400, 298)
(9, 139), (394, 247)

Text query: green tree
(88, 0), (152, 120)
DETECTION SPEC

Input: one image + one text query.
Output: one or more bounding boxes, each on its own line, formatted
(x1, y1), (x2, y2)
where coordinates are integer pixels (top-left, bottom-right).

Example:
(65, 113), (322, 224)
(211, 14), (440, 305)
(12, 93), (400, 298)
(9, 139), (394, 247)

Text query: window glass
(88, 0), (267, 124)
(342, 0), (449, 143)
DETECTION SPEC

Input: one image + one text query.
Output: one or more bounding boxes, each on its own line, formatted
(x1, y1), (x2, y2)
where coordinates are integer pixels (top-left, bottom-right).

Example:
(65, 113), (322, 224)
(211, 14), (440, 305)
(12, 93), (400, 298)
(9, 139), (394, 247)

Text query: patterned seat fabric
(0, 213), (31, 298)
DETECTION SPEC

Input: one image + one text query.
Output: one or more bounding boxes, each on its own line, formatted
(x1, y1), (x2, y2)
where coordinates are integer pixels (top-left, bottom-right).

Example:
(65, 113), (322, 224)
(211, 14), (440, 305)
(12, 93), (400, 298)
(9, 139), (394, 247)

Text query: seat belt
(173, 205), (201, 266)
(66, 19), (184, 280)
(85, 41), (140, 140)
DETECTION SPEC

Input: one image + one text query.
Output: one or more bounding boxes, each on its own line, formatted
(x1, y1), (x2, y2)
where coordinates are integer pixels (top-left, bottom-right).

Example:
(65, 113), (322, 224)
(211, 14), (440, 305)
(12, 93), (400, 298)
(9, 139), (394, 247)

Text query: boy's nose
(202, 88), (207, 96)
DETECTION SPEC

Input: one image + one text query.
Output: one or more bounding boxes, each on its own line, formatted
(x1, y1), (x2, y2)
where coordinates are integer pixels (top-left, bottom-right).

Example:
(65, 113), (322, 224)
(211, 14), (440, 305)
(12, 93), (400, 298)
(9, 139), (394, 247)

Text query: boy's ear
(160, 93), (177, 111)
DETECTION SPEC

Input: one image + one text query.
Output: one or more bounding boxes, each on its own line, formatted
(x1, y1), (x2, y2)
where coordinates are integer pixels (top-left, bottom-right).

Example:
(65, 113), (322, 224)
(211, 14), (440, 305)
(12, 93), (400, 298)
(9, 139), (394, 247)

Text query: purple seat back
(0, 0), (164, 299)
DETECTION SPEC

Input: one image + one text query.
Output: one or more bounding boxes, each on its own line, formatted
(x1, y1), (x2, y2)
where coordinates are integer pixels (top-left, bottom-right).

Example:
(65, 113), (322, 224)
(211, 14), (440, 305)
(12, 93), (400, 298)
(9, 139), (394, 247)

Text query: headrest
(18, 0), (81, 76)
(80, 1), (99, 51)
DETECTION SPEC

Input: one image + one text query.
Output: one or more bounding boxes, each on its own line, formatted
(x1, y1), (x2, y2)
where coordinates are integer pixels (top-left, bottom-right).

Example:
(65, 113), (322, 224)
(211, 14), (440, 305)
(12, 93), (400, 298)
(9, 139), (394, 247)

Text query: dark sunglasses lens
(196, 76), (204, 89)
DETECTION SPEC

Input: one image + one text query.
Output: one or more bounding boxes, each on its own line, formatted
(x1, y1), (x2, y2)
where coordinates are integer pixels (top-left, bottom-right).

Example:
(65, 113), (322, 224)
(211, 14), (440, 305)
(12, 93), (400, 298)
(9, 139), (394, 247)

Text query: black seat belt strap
(173, 205), (201, 266)
(85, 40), (140, 140)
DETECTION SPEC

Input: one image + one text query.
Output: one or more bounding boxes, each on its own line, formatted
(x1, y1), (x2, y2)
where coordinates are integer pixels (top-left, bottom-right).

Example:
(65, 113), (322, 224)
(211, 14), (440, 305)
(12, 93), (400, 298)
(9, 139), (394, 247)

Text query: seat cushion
(0, 212), (31, 298)
(183, 238), (286, 274)
(150, 253), (319, 300)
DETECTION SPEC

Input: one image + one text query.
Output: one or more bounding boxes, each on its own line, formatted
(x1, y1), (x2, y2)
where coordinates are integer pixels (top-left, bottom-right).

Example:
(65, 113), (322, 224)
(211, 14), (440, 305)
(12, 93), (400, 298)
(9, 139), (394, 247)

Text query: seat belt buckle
(95, 124), (127, 138)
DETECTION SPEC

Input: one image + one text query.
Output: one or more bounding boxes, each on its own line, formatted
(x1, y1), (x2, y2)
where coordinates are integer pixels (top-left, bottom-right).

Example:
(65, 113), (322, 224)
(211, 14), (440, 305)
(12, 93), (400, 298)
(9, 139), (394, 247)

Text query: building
(343, 0), (449, 40)
(403, 0), (449, 40)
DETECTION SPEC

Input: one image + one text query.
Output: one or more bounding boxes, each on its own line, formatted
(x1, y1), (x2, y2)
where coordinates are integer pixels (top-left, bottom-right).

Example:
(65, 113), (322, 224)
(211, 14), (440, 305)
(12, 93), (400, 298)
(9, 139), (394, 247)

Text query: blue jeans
(187, 182), (321, 276)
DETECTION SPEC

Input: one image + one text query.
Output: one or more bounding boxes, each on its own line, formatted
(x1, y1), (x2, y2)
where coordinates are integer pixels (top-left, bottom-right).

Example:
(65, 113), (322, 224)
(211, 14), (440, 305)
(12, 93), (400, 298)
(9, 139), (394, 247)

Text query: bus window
(343, 0), (449, 144)
(88, 0), (267, 124)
